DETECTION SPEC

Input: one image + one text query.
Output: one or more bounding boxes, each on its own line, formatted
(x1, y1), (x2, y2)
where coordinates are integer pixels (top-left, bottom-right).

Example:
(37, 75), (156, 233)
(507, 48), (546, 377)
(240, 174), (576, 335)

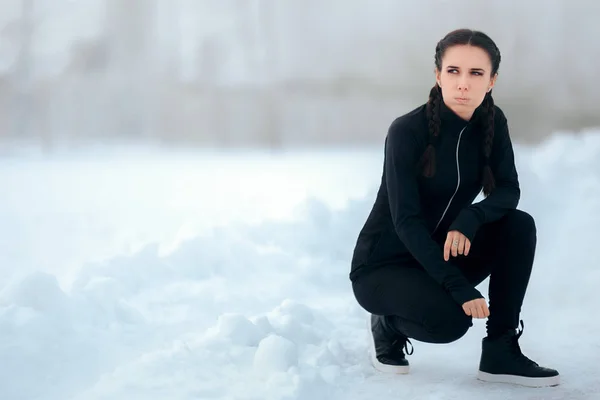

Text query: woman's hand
(444, 230), (470, 261)
(462, 298), (490, 319)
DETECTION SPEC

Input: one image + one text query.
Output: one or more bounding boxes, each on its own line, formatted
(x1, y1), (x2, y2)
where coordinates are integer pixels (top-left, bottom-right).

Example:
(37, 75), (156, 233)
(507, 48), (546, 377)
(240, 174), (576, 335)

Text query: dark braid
(419, 85), (442, 177)
(419, 29), (502, 197)
(479, 90), (496, 196)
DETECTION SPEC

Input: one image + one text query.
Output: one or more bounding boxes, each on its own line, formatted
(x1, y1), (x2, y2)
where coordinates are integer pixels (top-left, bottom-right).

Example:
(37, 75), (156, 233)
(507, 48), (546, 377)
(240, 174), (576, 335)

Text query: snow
(1, 130), (599, 400)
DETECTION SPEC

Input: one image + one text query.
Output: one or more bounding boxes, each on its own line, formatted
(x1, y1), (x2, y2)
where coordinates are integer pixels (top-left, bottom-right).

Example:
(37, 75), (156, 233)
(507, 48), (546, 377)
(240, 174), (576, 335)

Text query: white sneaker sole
(370, 349), (410, 374)
(367, 315), (410, 374)
(477, 370), (560, 387)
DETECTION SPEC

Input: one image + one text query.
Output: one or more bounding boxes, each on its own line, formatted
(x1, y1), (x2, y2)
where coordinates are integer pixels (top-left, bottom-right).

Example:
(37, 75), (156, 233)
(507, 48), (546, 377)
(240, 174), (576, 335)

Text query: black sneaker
(477, 320), (560, 387)
(369, 314), (413, 374)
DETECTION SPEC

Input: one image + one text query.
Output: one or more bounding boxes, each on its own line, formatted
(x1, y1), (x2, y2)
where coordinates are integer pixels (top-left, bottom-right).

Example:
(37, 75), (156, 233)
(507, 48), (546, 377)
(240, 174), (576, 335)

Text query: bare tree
(256, 0), (281, 149)
(13, 0), (35, 145)
(104, 0), (157, 139)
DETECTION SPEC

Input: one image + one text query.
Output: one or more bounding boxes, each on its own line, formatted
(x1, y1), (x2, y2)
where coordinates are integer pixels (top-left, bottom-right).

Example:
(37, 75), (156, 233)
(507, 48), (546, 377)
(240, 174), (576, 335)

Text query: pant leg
(352, 263), (473, 344)
(452, 209), (537, 336)
(351, 208), (536, 343)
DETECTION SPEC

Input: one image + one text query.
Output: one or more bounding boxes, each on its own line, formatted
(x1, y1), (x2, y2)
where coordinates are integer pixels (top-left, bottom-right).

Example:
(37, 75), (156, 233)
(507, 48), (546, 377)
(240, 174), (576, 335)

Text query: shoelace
(391, 337), (414, 356)
(385, 316), (414, 356)
(515, 319), (525, 340)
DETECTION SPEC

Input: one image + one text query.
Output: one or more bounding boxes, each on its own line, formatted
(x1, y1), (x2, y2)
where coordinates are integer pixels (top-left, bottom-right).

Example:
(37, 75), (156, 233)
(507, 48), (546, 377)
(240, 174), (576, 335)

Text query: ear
(435, 68), (442, 87)
(487, 73), (498, 92)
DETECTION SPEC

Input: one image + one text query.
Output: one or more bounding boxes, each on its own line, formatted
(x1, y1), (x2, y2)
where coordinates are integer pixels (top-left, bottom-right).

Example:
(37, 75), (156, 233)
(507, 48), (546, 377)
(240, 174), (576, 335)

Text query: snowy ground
(1, 130), (599, 400)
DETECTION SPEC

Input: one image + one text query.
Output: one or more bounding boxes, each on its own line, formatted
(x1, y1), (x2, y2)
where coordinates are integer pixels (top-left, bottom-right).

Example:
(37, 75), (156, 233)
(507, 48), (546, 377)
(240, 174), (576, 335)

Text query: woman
(349, 29), (560, 388)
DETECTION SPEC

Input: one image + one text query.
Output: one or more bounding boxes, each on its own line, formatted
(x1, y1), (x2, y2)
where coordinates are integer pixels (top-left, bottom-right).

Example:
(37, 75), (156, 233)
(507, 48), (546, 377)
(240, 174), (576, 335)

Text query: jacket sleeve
(385, 120), (483, 306)
(448, 115), (520, 241)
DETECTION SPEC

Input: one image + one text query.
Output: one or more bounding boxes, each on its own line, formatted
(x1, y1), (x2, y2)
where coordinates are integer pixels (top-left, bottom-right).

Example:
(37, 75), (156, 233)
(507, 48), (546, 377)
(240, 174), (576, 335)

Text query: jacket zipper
(432, 126), (467, 234)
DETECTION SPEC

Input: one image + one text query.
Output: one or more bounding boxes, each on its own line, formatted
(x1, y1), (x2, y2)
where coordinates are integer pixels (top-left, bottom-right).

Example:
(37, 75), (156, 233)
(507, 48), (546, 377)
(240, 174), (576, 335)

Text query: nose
(457, 77), (468, 92)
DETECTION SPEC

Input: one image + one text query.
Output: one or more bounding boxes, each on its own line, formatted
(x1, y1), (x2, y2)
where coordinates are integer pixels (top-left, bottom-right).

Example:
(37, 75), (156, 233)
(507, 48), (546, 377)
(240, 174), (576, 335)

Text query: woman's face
(435, 44), (497, 120)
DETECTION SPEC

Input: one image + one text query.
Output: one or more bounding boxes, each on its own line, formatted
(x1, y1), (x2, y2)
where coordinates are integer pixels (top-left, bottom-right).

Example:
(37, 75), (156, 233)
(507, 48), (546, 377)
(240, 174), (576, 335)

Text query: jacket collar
(439, 99), (489, 139)
(439, 100), (470, 131)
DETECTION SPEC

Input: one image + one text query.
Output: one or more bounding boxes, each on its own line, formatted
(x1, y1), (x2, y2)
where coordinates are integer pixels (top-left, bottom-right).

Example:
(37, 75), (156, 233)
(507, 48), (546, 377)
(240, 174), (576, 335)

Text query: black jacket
(349, 101), (520, 306)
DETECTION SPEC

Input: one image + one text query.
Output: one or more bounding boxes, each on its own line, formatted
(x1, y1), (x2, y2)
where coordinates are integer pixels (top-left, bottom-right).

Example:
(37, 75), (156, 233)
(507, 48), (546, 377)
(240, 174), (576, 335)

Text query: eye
(447, 68), (458, 74)
(471, 71), (483, 76)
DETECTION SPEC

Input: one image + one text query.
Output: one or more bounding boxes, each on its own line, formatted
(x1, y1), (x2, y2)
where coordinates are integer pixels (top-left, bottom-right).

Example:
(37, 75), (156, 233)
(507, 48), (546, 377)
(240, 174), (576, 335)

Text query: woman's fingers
(462, 303), (471, 316)
(445, 231), (471, 259)
(462, 299), (489, 319)
(444, 233), (455, 261)
(457, 235), (466, 256)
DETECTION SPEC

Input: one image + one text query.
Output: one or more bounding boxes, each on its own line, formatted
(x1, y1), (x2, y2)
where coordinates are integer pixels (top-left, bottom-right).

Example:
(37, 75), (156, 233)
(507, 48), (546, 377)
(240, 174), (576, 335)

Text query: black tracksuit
(350, 101), (536, 342)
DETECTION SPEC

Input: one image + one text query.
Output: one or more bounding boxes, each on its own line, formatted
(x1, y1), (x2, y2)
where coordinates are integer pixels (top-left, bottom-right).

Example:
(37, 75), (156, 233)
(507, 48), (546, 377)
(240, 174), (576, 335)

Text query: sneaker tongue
(507, 336), (538, 367)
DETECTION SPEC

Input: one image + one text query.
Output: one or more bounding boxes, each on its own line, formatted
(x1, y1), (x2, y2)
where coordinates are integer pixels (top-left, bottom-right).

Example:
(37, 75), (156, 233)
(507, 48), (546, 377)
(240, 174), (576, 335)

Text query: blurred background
(0, 0), (599, 151)
(1, 3), (599, 398)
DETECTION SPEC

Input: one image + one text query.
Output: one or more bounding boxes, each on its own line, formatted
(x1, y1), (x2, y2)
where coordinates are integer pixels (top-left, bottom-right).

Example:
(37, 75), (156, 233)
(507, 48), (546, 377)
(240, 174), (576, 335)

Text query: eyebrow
(447, 65), (486, 72)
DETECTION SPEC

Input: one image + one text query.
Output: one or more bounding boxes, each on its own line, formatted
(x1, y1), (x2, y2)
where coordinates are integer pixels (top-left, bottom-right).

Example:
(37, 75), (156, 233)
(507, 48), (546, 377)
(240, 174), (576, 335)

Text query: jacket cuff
(449, 286), (484, 306)
(448, 208), (481, 242)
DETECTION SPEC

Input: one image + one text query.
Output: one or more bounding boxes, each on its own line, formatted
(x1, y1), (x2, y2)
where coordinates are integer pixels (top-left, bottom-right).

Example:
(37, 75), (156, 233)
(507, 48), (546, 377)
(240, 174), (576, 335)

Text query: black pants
(352, 209), (537, 344)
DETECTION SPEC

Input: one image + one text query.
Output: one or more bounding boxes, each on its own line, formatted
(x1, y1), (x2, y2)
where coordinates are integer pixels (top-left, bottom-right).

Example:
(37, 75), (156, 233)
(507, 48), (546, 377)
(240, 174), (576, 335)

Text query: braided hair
(419, 29), (501, 197)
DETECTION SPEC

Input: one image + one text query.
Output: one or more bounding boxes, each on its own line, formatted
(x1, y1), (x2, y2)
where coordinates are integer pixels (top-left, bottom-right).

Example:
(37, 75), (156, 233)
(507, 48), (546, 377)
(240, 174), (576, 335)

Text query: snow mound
(0, 131), (599, 399)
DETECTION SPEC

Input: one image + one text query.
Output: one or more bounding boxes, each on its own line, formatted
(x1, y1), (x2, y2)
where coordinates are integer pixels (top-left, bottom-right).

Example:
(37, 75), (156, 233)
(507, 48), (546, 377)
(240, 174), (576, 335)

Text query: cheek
(473, 80), (490, 94)
(439, 74), (454, 88)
